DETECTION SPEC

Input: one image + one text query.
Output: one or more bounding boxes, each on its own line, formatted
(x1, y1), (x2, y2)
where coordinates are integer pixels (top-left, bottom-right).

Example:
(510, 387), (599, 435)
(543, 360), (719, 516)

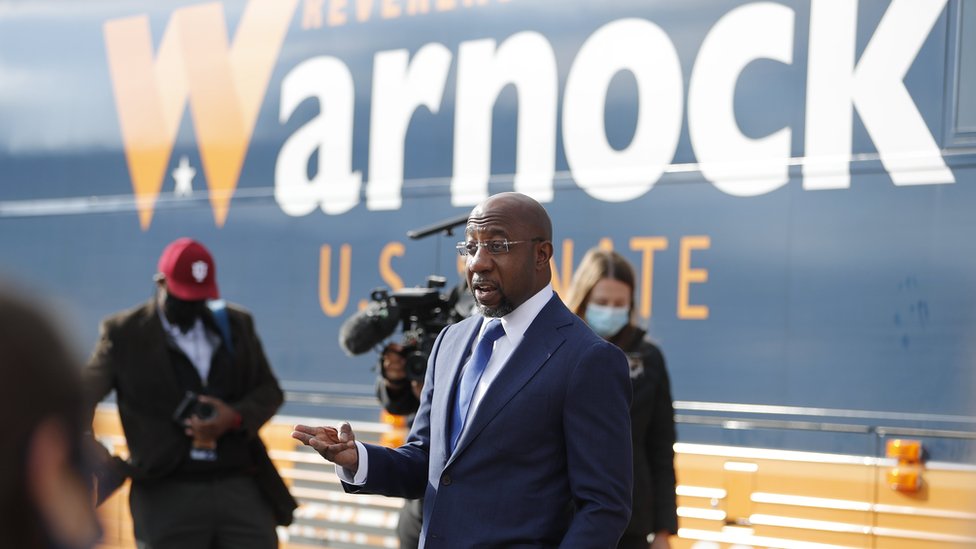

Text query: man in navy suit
(294, 192), (633, 548)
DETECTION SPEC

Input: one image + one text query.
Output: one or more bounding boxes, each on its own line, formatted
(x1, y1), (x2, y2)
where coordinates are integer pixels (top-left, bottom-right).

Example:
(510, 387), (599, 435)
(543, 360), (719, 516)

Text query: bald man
(294, 193), (633, 548)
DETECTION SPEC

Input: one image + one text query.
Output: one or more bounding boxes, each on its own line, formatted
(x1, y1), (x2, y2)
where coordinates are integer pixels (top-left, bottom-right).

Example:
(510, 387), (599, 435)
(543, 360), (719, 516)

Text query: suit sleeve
(232, 311), (284, 436)
(81, 319), (119, 428)
(561, 339), (633, 548)
(80, 318), (130, 501)
(645, 344), (678, 534)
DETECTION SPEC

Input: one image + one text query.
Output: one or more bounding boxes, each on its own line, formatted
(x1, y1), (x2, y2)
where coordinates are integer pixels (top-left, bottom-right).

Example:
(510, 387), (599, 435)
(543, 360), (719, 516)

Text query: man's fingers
(292, 424), (318, 435)
(307, 437), (325, 450)
(337, 421), (354, 443)
(304, 437), (356, 463)
(294, 423), (341, 434)
(307, 438), (353, 451)
(292, 423), (347, 446)
(291, 430), (312, 444)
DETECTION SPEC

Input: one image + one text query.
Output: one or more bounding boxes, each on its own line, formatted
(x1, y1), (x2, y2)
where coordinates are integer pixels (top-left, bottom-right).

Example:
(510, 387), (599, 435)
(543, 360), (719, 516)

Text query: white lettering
(804, 0), (953, 189)
(451, 32), (558, 206)
(367, 44), (452, 210)
(563, 18), (682, 202)
(689, 2), (795, 196)
(276, 56), (361, 216)
(273, 4), (955, 218)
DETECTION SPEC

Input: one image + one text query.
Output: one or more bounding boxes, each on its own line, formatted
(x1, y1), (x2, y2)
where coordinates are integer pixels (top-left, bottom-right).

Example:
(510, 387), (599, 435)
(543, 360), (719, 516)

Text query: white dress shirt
(338, 284), (555, 485)
(159, 309), (219, 384)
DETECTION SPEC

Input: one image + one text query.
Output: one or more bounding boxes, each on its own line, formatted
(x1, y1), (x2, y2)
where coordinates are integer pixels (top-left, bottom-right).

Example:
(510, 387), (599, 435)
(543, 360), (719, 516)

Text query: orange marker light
(886, 439), (922, 463)
(379, 410), (409, 448)
(380, 410), (408, 427)
(887, 467), (922, 492)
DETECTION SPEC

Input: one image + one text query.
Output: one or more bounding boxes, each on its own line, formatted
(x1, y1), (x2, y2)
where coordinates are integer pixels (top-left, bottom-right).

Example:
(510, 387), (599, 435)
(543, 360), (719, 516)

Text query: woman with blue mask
(565, 248), (678, 549)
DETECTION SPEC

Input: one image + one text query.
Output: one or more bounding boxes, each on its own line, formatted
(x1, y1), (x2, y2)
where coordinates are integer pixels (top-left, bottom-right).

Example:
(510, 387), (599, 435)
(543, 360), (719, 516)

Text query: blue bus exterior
(1, 0), (974, 462)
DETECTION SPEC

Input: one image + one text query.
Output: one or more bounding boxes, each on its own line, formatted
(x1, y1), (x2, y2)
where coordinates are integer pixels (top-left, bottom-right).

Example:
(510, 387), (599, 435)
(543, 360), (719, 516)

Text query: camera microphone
(338, 296), (400, 356)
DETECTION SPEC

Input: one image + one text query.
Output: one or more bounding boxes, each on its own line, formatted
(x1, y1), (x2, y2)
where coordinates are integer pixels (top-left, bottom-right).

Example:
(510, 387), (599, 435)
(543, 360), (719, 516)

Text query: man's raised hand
(292, 422), (360, 472)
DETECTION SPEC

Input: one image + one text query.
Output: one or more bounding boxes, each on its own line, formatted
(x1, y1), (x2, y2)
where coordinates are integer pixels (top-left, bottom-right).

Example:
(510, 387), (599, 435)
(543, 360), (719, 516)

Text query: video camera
(338, 212), (472, 383)
(339, 276), (470, 381)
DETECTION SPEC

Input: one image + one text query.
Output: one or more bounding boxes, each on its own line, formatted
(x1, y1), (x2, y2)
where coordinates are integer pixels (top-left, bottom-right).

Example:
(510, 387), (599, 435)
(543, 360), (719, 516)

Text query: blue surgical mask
(584, 303), (630, 338)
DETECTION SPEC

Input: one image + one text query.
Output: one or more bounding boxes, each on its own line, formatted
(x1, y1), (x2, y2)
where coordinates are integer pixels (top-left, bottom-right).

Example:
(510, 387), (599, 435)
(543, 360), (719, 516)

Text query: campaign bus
(1, 0), (974, 547)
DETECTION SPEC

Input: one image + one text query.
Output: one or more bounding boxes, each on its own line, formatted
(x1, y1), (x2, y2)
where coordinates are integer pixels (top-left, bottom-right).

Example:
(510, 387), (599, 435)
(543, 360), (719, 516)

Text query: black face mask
(163, 293), (208, 333)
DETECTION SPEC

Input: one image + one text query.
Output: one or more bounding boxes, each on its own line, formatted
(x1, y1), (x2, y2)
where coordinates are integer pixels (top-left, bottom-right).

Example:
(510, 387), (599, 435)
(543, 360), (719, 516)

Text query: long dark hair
(0, 285), (87, 548)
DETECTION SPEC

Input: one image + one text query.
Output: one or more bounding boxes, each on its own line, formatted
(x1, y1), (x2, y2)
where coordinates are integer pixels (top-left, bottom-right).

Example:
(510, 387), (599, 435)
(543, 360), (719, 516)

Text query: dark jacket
(614, 326), (679, 538)
(376, 377), (420, 417)
(82, 298), (295, 523)
(348, 295), (634, 548)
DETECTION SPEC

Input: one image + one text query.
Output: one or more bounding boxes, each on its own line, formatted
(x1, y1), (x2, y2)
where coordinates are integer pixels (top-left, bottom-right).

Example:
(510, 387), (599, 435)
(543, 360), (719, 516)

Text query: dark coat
(615, 326), (678, 538)
(348, 295), (635, 548)
(82, 298), (295, 523)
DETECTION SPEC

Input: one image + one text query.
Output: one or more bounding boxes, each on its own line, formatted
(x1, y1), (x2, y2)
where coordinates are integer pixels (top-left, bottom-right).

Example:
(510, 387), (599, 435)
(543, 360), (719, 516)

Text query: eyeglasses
(456, 238), (545, 256)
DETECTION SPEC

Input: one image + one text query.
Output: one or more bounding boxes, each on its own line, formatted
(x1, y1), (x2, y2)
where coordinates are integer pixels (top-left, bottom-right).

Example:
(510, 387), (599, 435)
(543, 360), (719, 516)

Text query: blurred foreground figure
(566, 248), (678, 549)
(82, 238), (295, 549)
(0, 285), (101, 549)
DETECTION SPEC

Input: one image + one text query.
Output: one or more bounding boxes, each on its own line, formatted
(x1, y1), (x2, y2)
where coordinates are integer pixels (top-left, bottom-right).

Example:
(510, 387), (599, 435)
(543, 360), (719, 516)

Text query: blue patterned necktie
(450, 319), (505, 453)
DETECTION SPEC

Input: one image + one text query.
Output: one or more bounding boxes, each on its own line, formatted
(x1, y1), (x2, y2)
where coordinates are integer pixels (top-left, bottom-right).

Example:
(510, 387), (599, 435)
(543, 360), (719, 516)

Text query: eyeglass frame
(456, 237), (546, 256)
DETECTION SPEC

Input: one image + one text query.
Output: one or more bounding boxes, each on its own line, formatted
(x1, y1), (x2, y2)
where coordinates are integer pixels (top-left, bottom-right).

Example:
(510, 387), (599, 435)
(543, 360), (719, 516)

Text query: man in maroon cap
(82, 238), (295, 549)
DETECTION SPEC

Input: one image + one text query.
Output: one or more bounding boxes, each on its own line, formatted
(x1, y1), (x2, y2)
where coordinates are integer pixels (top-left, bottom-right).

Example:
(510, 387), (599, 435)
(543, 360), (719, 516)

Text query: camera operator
(342, 278), (471, 422)
(369, 279), (473, 418)
(376, 343), (422, 416)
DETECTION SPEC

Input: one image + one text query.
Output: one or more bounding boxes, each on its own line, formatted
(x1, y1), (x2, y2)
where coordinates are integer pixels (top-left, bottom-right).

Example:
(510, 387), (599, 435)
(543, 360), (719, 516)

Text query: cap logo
(191, 260), (209, 283)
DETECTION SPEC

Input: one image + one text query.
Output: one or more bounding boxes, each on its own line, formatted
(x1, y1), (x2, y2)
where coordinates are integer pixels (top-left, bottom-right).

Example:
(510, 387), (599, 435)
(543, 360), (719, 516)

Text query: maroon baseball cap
(157, 238), (219, 301)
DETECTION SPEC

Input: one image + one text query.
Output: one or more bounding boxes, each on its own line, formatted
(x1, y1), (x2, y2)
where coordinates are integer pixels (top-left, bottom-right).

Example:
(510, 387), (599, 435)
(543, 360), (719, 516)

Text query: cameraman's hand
(411, 380), (423, 400)
(292, 422), (360, 472)
(184, 395), (240, 441)
(650, 531), (672, 549)
(381, 343), (407, 386)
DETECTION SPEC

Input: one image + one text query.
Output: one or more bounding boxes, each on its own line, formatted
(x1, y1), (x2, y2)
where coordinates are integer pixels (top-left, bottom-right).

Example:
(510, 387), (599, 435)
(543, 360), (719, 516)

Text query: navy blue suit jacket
(346, 295), (633, 548)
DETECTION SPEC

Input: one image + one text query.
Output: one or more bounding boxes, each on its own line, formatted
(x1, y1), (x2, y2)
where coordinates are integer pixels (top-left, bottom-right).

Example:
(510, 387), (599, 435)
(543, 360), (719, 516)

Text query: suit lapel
(140, 299), (181, 394)
(433, 316), (482, 453)
(447, 296), (573, 462)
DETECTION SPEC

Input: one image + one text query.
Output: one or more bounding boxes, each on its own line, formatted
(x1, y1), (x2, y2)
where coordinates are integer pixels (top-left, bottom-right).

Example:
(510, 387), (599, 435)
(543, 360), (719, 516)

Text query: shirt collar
(493, 283), (553, 344)
(158, 309), (206, 340)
